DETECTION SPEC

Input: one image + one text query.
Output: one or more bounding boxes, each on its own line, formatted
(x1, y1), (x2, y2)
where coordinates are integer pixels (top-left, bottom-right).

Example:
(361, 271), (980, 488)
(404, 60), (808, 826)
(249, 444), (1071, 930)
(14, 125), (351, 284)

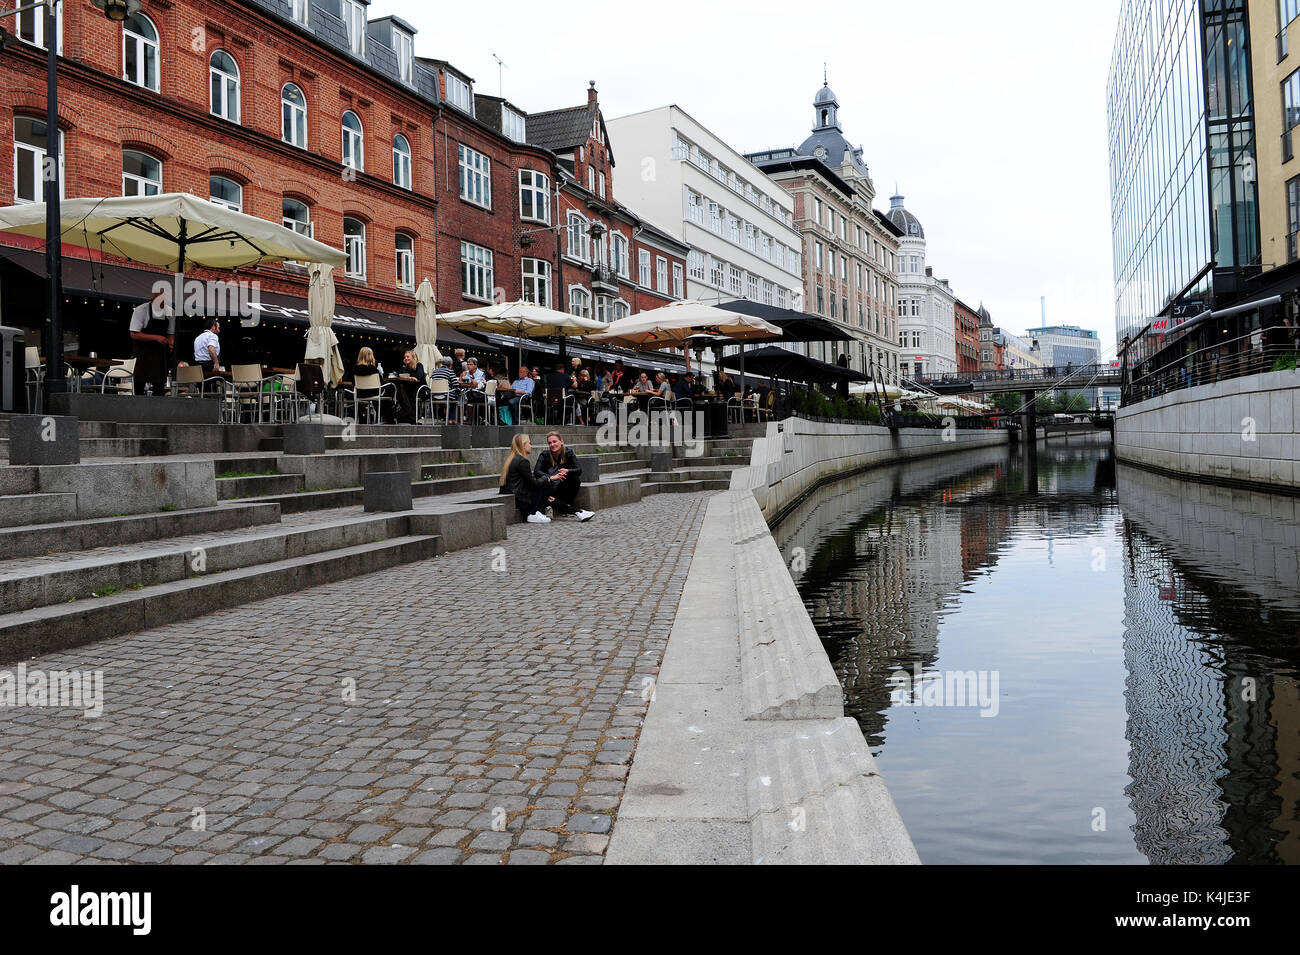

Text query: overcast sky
(374, 0), (1125, 355)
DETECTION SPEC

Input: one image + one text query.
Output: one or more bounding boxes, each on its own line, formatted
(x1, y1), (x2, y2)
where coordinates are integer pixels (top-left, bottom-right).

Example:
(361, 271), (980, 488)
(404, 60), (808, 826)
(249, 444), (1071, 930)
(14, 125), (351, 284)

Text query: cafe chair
(345, 373), (394, 425)
(171, 365), (207, 397)
(727, 395), (744, 424)
(419, 377), (453, 425)
(481, 379), (499, 426)
(515, 391), (535, 425)
(292, 363), (327, 418)
(229, 363), (279, 423)
(101, 358), (136, 396)
(24, 347), (44, 413)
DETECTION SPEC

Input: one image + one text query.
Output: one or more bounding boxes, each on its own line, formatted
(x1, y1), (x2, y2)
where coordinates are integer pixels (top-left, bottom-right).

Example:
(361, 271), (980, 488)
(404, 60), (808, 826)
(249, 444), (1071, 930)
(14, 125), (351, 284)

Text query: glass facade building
(1108, 0), (1259, 361)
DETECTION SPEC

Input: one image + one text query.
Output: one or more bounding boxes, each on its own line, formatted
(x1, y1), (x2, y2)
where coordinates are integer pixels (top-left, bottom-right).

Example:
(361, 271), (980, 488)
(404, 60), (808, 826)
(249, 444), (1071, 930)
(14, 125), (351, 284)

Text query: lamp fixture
(92, 0), (143, 21)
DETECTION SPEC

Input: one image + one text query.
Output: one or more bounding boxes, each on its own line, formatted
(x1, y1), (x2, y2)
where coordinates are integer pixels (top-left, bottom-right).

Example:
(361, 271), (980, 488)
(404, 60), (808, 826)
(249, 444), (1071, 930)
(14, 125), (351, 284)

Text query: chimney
(588, 80), (598, 108)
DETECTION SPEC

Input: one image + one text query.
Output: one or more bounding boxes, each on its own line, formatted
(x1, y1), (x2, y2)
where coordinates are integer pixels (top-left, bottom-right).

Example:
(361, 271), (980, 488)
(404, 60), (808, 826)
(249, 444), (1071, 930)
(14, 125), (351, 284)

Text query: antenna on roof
(491, 53), (507, 97)
(823, 62), (827, 85)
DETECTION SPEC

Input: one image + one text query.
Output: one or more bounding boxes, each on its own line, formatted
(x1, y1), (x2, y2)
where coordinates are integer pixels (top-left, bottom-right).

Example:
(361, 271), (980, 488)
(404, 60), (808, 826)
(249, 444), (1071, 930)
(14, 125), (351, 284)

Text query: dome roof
(887, 194), (924, 240)
(814, 83), (837, 106)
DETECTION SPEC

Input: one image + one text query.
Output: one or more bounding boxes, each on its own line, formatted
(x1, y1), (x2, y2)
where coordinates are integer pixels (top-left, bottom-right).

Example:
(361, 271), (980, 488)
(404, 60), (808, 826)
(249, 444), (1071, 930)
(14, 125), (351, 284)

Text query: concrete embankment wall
(1115, 368), (1300, 493)
(732, 418), (1009, 519)
(610, 418), (1008, 865)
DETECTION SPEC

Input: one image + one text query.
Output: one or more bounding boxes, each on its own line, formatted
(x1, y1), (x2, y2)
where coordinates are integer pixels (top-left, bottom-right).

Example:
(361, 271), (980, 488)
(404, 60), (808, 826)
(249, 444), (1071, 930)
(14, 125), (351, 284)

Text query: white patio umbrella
(439, 299), (606, 366)
(304, 263), (345, 387)
(413, 278), (442, 373)
(0, 192), (347, 271)
(583, 299), (781, 350)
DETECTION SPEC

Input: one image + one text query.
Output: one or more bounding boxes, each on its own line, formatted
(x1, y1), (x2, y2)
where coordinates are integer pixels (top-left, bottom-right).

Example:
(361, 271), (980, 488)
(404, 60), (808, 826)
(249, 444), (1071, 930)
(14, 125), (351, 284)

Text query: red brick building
(0, 0), (458, 365)
(954, 298), (981, 375)
(0, 0), (687, 376)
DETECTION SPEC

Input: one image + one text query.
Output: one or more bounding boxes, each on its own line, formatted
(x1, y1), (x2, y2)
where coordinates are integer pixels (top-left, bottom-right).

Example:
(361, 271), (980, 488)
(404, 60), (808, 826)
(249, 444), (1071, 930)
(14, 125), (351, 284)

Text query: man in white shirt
(193, 319), (221, 375)
(128, 287), (175, 396)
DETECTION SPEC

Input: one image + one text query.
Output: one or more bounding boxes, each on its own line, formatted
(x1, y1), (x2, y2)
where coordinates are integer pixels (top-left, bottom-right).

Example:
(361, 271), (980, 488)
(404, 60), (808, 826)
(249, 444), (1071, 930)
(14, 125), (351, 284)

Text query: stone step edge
(0, 511), (419, 615)
(732, 491), (843, 722)
(0, 534), (441, 664)
(746, 718), (921, 865)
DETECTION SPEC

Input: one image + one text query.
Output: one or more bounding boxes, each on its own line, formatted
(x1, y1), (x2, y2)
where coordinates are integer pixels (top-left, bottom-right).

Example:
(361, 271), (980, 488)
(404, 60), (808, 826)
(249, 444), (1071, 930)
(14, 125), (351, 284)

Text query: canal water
(774, 438), (1300, 865)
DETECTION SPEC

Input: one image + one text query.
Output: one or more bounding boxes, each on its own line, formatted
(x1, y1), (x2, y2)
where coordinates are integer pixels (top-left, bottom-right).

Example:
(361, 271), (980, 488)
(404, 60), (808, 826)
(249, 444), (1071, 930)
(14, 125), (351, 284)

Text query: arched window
(282, 198), (312, 236)
(395, 233), (414, 290)
(122, 150), (162, 196)
(13, 117), (62, 203)
(566, 212), (589, 262)
(123, 13), (159, 91)
(282, 83), (307, 148)
(341, 110), (363, 171)
(568, 286), (591, 319)
(210, 50), (240, 122)
(343, 217), (366, 279)
(393, 134), (412, 189)
(209, 176), (242, 212)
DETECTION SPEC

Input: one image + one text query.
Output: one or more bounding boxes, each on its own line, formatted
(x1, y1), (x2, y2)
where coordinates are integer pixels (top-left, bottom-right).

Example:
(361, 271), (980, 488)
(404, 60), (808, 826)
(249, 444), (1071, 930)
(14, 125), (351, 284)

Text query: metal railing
(1124, 327), (1298, 405)
(915, 363), (1121, 390)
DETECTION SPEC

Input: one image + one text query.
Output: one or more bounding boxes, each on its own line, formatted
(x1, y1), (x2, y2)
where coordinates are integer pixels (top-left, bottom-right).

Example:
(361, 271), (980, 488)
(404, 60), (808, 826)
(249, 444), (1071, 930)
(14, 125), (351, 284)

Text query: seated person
(498, 433), (559, 524)
(632, 372), (653, 393)
(393, 349), (425, 424)
(429, 356), (460, 421)
(546, 362), (569, 390)
(716, 369), (738, 400)
(574, 370), (596, 424)
(508, 364), (536, 421)
(533, 431), (593, 522)
(675, 372), (702, 402)
(352, 346), (381, 404)
(607, 360), (628, 392)
(458, 357), (488, 421)
(654, 372), (673, 401)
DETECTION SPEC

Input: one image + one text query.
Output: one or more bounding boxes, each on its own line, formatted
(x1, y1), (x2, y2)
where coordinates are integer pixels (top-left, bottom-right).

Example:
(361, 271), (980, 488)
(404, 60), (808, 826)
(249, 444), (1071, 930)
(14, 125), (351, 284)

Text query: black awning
(244, 292), (495, 352)
(1, 247), (162, 302)
(720, 344), (864, 383)
(477, 332), (688, 373)
(717, 299), (856, 342)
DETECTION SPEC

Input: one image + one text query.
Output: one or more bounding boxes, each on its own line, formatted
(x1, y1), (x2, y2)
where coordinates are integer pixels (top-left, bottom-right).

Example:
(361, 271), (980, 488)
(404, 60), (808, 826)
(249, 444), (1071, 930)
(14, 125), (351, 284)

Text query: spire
(823, 62), (827, 85)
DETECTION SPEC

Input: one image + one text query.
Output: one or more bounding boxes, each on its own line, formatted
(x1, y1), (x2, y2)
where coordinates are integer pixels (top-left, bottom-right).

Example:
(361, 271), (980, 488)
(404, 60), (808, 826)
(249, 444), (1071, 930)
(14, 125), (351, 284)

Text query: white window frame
(282, 83), (308, 148)
(521, 257), (551, 307)
(656, 256), (668, 293)
(394, 30), (414, 85)
(123, 13), (160, 92)
(396, 233), (414, 290)
(686, 190), (703, 224)
(687, 250), (704, 282)
(612, 298), (630, 321)
(460, 241), (494, 302)
(612, 232), (629, 278)
(567, 212), (590, 262)
(122, 149), (162, 197)
(638, 249), (651, 287)
(672, 263), (684, 299)
(210, 50), (240, 123)
(519, 169), (550, 224)
(458, 144), (491, 208)
(393, 134), (412, 189)
(290, 0), (309, 25)
(445, 74), (473, 114)
(282, 198), (313, 238)
(209, 175), (242, 212)
(568, 285), (591, 318)
(502, 107), (526, 143)
(342, 110), (364, 172)
(343, 0), (366, 56)
(13, 117), (62, 204)
(343, 218), (367, 280)
(15, 0), (62, 51)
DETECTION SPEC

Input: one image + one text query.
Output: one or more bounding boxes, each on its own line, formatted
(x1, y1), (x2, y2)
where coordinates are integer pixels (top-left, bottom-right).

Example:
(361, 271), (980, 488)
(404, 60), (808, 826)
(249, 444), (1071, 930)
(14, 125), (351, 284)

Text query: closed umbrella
(413, 278), (442, 374)
(304, 263), (344, 387)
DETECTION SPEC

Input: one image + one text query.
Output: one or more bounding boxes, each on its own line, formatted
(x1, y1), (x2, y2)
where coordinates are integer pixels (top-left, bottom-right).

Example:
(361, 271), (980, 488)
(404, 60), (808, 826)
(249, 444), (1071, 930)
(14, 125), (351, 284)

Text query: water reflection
(775, 441), (1300, 864)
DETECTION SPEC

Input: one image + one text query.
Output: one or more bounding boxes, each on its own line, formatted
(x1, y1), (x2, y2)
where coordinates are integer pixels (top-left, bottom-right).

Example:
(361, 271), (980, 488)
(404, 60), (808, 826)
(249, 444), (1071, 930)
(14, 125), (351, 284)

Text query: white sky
(374, 0), (1125, 356)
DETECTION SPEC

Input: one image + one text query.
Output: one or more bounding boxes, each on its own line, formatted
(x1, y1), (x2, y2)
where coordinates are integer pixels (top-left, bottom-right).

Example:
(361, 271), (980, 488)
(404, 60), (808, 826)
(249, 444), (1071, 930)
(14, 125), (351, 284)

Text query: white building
(888, 194), (956, 379)
(606, 106), (805, 317)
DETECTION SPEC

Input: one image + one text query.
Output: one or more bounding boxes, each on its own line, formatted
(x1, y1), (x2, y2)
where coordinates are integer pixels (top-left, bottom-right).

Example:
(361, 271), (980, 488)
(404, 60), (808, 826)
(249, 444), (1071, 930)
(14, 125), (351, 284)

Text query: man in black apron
(128, 287), (174, 396)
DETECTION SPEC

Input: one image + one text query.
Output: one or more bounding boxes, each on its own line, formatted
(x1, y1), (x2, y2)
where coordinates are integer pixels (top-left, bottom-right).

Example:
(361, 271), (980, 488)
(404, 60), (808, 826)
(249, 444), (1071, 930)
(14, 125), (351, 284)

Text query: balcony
(591, 264), (620, 292)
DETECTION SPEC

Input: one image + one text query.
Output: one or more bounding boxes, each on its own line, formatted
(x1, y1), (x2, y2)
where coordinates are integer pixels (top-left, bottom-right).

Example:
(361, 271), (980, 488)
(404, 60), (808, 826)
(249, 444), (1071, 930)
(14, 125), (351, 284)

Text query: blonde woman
(499, 433), (560, 524)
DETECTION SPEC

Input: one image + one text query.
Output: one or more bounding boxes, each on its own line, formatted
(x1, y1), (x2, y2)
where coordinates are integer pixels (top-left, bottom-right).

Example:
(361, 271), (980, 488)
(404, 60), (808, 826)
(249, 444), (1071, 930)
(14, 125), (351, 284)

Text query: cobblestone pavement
(0, 491), (715, 865)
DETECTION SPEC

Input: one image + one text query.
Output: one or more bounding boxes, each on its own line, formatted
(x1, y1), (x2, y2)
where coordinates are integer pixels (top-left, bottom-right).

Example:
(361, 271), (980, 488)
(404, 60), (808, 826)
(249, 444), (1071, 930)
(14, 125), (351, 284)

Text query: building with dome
(888, 193), (957, 380)
(744, 81), (903, 382)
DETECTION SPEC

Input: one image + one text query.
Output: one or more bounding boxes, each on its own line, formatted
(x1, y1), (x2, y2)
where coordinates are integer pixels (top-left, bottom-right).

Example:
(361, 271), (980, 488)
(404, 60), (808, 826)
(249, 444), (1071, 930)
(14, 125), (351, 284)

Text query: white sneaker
(575, 510), (595, 522)
(526, 512), (551, 524)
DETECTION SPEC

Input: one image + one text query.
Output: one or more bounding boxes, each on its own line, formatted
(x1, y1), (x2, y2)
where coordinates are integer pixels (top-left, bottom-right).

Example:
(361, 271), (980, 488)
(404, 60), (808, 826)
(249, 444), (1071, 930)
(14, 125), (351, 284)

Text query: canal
(774, 439), (1300, 865)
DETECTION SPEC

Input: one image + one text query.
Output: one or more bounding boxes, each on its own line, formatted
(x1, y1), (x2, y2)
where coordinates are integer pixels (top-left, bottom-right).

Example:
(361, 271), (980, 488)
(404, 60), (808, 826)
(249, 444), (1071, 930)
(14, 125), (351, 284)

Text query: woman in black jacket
(533, 432), (594, 522)
(499, 434), (557, 524)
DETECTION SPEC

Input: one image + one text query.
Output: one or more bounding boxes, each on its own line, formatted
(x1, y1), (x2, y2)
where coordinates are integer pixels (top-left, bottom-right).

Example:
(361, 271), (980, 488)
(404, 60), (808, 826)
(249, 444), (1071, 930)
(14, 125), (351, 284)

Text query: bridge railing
(913, 363), (1120, 391)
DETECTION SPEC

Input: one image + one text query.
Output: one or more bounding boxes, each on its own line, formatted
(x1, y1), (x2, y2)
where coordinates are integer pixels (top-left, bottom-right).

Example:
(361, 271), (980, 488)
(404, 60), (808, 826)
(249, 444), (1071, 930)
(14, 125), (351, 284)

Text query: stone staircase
(0, 414), (769, 660)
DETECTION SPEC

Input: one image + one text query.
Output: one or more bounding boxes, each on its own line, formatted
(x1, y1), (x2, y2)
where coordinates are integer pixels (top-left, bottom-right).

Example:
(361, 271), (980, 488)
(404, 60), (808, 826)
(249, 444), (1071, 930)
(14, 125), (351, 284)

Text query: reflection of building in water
(1118, 464), (1300, 864)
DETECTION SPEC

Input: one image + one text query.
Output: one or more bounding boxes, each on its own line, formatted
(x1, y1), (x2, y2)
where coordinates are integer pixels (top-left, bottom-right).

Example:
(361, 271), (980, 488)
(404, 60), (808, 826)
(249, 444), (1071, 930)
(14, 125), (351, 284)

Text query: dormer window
(290, 0), (309, 24)
(344, 0), (366, 56)
(502, 107), (526, 143)
(394, 30), (414, 84)
(445, 74), (473, 114)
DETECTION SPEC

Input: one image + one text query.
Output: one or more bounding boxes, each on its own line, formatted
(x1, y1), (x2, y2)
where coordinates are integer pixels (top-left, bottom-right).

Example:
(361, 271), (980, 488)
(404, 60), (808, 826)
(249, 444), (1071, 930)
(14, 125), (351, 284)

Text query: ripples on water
(774, 440), (1300, 865)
